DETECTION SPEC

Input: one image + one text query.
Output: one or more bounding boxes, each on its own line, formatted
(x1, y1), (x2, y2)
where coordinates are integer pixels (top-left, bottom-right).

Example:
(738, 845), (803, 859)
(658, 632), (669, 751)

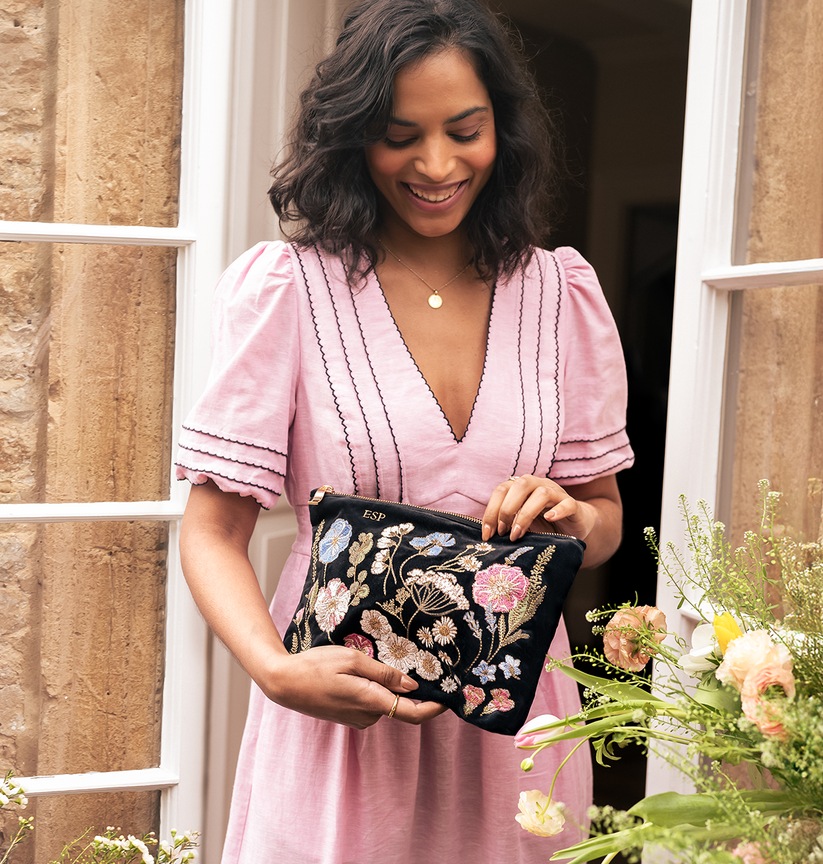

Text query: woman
(177, 1), (633, 861)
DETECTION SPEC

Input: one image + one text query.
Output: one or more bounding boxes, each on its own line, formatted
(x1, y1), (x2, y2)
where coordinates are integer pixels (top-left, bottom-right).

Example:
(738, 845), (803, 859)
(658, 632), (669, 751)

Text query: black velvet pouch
(284, 486), (585, 735)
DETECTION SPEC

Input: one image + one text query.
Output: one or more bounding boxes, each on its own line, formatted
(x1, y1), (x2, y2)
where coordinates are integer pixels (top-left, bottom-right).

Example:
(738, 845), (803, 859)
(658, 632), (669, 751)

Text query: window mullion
(703, 257), (823, 290)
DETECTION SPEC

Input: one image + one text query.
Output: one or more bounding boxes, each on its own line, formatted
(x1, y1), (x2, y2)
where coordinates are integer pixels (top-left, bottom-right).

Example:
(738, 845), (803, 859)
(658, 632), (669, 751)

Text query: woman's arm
(481, 474), (623, 569)
(180, 480), (446, 729)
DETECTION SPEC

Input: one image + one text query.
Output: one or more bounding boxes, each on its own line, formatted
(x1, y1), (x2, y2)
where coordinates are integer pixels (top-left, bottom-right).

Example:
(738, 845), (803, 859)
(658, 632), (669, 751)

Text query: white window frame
(649, 0), (823, 801)
(0, 0), (237, 832)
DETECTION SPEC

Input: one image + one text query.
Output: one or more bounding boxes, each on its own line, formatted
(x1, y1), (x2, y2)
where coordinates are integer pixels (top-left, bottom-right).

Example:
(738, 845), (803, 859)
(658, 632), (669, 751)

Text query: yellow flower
(713, 612), (743, 655)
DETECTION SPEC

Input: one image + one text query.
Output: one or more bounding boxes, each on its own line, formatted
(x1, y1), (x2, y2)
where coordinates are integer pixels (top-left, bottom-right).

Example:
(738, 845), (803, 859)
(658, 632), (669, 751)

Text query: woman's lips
(401, 180), (468, 211)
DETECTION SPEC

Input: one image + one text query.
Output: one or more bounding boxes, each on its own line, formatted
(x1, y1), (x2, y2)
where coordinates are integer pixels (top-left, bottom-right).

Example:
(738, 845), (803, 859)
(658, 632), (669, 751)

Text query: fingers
(356, 654), (419, 693)
(390, 697), (448, 725)
(482, 474), (571, 541)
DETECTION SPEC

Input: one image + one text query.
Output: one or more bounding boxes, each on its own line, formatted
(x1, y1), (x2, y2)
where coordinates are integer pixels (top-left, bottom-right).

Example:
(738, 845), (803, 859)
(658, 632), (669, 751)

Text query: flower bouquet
(515, 482), (823, 863)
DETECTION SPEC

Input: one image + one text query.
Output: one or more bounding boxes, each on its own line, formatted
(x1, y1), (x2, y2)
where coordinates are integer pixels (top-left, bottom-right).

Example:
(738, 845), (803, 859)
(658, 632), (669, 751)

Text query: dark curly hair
(268, 0), (559, 281)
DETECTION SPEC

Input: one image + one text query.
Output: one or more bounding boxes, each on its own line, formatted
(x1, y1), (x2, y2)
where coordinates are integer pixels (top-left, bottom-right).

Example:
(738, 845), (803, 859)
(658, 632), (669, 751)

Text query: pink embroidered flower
(377, 633), (418, 673)
(741, 661), (795, 739)
(731, 842), (771, 864)
(487, 688), (514, 712)
(343, 633), (374, 657)
(314, 579), (351, 633)
(716, 630), (791, 692)
(472, 564), (528, 612)
(603, 605), (667, 671)
(515, 791), (565, 837)
(462, 685), (485, 714)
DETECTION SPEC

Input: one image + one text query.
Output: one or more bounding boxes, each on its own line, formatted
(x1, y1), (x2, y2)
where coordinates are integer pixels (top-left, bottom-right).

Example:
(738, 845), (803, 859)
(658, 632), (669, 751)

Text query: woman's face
(365, 48), (496, 239)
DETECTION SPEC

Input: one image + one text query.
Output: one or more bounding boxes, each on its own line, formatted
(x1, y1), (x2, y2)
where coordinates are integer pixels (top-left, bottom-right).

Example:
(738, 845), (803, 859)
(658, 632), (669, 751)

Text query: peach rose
(715, 630), (791, 692)
(741, 661), (795, 740)
(603, 605), (667, 671)
(731, 841), (771, 864)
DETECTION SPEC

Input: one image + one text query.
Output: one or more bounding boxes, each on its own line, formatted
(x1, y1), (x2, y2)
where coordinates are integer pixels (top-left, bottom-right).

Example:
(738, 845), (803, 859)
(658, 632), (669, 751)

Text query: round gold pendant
(428, 293), (443, 309)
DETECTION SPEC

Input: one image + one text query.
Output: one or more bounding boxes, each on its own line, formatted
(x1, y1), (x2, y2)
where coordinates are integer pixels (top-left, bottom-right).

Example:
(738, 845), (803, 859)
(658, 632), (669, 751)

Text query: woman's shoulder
(527, 246), (596, 286)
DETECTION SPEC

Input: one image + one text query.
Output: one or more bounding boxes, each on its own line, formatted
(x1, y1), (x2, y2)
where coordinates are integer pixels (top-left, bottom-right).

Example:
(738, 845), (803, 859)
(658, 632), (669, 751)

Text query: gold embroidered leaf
(349, 532), (374, 565)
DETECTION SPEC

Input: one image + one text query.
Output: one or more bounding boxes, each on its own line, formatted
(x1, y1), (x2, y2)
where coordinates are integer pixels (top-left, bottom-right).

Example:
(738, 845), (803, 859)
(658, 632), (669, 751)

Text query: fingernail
(498, 520), (507, 536)
(399, 676), (418, 691)
(510, 524), (523, 542)
(543, 510), (556, 521)
(482, 523), (493, 541)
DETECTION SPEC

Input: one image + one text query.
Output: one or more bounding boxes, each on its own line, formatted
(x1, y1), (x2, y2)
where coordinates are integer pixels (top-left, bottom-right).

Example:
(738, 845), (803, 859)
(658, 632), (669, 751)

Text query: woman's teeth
(407, 183), (461, 202)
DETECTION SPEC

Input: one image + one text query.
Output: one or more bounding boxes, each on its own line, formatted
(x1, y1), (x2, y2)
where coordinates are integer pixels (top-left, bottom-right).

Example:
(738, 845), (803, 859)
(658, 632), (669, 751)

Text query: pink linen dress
(176, 241), (634, 864)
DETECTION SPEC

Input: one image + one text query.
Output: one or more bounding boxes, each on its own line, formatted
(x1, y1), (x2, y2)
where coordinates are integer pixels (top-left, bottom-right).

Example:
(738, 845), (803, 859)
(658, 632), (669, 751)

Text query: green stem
(546, 738), (590, 806)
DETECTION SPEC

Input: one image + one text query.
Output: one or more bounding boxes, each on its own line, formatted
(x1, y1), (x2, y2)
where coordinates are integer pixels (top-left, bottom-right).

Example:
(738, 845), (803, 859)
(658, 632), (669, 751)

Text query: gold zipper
(308, 485), (566, 536)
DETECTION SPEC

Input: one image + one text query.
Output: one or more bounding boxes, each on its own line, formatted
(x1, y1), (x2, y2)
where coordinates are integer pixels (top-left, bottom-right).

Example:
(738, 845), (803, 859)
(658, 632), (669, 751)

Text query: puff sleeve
(175, 242), (299, 509)
(549, 246), (634, 484)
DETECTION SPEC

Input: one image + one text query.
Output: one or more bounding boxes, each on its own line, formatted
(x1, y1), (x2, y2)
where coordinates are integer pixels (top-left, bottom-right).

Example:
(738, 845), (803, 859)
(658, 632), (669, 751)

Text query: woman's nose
(414, 136), (455, 182)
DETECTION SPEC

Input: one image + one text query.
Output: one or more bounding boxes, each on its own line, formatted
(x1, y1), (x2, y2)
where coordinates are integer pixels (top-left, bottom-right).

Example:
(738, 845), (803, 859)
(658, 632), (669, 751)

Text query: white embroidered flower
(314, 578), (351, 633)
(370, 548), (390, 574)
(415, 649), (443, 680)
(417, 626), (434, 647)
(459, 555), (482, 572)
(440, 676), (459, 693)
(432, 616), (458, 645)
(381, 523), (414, 539)
(474, 542), (494, 552)
(361, 609), (392, 639)
(377, 633), (418, 673)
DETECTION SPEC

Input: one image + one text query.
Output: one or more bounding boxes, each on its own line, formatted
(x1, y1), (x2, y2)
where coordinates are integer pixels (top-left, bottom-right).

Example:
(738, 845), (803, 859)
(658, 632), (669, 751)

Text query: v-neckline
(371, 269), (497, 443)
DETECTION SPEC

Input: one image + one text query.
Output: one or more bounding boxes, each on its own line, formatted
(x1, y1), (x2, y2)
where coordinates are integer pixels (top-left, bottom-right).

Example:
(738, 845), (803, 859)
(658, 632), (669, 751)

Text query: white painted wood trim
(16, 769), (178, 797)
(703, 257), (823, 290)
(647, 0), (751, 810)
(0, 221), (195, 246)
(0, 501), (183, 523)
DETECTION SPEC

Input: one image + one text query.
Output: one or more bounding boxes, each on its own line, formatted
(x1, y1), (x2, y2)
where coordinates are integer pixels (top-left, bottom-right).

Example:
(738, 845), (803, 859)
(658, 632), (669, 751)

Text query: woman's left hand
(481, 474), (623, 568)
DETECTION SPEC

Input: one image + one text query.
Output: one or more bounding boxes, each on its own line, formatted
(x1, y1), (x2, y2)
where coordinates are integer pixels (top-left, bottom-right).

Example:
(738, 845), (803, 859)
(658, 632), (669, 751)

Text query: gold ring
(387, 694), (400, 719)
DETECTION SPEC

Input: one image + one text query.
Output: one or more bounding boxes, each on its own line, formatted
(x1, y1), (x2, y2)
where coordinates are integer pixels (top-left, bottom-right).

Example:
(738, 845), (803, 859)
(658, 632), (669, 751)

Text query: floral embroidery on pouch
(319, 519), (352, 563)
(344, 633), (374, 657)
(288, 512), (575, 728)
(463, 685), (485, 715)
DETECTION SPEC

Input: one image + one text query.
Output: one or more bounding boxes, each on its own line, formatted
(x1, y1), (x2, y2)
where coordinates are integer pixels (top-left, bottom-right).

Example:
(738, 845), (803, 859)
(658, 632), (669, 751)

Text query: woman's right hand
(180, 480), (445, 730)
(264, 645), (446, 729)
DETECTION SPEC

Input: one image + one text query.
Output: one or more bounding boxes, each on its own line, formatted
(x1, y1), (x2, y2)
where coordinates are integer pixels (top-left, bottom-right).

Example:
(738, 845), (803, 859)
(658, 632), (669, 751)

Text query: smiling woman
(175, 1), (634, 862)
(364, 50), (496, 240)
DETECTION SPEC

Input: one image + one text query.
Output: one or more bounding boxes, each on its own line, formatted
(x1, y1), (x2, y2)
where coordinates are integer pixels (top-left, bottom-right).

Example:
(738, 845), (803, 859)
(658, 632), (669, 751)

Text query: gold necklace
(378, 237), (471, 309)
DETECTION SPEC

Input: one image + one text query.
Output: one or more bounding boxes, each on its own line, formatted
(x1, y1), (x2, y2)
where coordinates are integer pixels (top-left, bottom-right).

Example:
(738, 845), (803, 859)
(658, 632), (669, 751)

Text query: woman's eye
(384, 136), (416, 148)
(450, 130), (482, 143)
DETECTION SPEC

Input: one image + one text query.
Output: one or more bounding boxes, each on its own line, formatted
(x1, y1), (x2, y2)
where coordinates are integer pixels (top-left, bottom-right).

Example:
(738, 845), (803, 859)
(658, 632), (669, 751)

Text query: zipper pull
(309, 485), (334, 505)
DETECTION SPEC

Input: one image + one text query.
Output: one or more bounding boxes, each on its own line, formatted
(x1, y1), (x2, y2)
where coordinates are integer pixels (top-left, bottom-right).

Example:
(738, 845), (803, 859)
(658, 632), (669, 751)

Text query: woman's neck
(376, 217), (473, 275)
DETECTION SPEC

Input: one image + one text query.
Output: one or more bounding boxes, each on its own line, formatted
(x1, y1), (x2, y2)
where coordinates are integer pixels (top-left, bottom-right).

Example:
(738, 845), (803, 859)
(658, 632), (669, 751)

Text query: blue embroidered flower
(410, 532), (456, 556)
(499, 654), (521, 680)
(472, 661), (497, 684)
(506, 545), (534, 563)
(463, 611), (482, 638)
(484, 606), (496, 633)
(318, 518), (353, 563)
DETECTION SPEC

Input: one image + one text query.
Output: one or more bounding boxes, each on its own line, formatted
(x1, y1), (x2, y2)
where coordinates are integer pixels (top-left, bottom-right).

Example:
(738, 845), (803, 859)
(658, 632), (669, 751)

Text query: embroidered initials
(363, 509), (386, 521)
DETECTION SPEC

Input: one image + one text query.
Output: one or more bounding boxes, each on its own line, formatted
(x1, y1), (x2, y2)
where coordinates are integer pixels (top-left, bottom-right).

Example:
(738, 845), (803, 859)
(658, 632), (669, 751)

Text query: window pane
(1, 522), (165, 778)
(1, 0), (183, 227)
(0, 242), (175, 503)
(0, 791), (161, 864)
(736, 0), (823, 264)
(724, 284), (823, 542)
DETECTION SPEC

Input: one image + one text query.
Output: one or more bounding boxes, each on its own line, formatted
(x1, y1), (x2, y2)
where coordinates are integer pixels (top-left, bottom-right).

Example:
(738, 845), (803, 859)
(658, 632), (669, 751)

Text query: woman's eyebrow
(387, 106), (490, 127)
